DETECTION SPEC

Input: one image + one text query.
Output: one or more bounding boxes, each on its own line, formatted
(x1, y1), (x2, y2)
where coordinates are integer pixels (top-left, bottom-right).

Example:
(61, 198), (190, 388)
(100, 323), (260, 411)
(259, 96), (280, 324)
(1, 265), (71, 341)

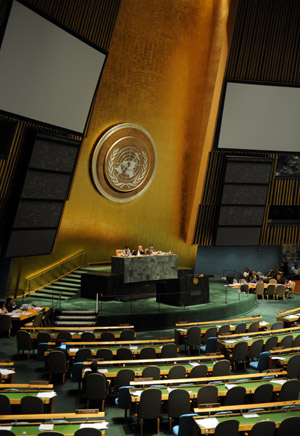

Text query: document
(195, 417), (219, 429)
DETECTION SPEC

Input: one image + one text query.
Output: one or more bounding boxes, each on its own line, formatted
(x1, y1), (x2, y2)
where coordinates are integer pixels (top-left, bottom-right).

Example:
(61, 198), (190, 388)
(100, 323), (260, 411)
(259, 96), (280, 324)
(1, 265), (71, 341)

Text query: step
(33, 293), (69, 301)
(59, 277), (81, 284)
(54, 321), (97, 326)
(56, 316), (97, 320)
(60, 310), (97, 315)
(44, 285), (79, 292)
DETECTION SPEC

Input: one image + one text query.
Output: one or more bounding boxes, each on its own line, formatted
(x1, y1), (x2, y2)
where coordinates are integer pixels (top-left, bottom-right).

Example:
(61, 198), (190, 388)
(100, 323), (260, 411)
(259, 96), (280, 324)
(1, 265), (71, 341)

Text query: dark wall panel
(21, 171), (72, 200)
(221, 184), (269, 205)
(215, 227), (262, 246)
(5, 229), (57, 257)
(218, 206), (265, 226)
(13, 200), (64, 228)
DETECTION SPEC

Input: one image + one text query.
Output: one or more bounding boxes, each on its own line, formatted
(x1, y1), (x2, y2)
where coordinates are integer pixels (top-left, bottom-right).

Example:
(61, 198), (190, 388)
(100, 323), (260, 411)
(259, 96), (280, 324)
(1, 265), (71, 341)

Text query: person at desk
(293, 263), (300, 276)
(146, 244), (157, 255)
(120, 246), (132, 257)
(0, 302), (8, 315)
(5, 297), (17, 312)
(132, 245), (145, 256)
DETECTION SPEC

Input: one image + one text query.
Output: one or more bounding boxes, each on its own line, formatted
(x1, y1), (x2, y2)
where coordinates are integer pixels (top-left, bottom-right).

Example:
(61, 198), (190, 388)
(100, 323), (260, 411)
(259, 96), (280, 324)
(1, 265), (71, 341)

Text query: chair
(74, 348), (92, 362)
(229, 341), (248, 371)
(38, 432), (64, 436)
(223, 385), (246, 406)
(185, 326), (201, 355)
(240, 284), (249, 293)
(200, 337), (217, 354)
(266, 284), (276, 299)
(42, 307), (54, 326)
(287, 354), (300, 379)
(161, 343), (177, 358)
(201, 327), (217, 345)
(263, 336), (278, 351)
(168, 365), (186, 379)
(71, 361), (84, 390)
(48, 350), (68, 383)
(139, 347), (156, 359)
(278, 379), (300, 401)
(252, 383), (273, 403)
(96, 348), (113, 361)
(218, 324), (231, 335)
(289, 281), (296, 299)
(211, 359), (231, 377)
(248, 420), (276, 436)
(214, 419), (240, 436)
(271, 321), (283, 330)
(20, 395), (44, 414)
(116, 347), (133, 360)
(56, 331), (72, 341)
(280, 334), (293, 349)
(167, 389), (191, 431)
(247, 339), (264, 361)
(0, 394), (11, 414)
(74, 429), (102, 436)
(292, 334), (300, 348)
(0, 315), (12, 337)
(115, 249), (123, 256)
(249, 351), (271, 371)
(234, 322), (246, 334)
(248, 320), (260, 333)
(85, 372), (108, 410)
(115, 385), (134, 420)
(188, 364), (207, 379)
(37, 342), (50, 361)
(196, 384), (218, 406)
(115, 368), (135, 391)
(0, 430), (15, 436)
(276, 284), (286, 299)
(100, 331), (115, 341)
(37, 332), (51, 344)
(120, 329), (135, 340)
(16, 330), (33, 358)
(172, 413), (198, 436)
(138, 388), (161, 435)
(269, 278), (277, 284)
(277, 416), (300, 436)
(32, 310), (45, 327)
(142, 365), (160, 380)
(81, 331), (96, 341)
(255, 282), (265, 299)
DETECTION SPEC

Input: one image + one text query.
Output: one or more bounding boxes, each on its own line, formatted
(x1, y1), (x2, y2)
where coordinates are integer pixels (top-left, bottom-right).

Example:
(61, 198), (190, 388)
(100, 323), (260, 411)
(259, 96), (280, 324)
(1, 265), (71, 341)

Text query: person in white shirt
(120, 246), (132, 257)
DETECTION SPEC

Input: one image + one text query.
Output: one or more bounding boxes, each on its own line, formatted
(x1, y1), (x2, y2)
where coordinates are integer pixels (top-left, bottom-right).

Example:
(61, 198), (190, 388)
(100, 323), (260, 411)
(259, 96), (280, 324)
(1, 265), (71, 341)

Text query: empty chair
(287, 354), (300, 379)
(201, 327), (217, 345)
(234, 323), (246, 334)
(200, 337), (217, 354)
(188, 364), (207, 379)
(116, 347), (133, 360)
(172, 413), (198, 436)
(247, 339), (264, 361)
(120, 329), (135, 340)
(85, 372), (108, 410)
(214, 419), (239, 436)
(248, 321), (260, 333)
(271, 321), (283, 331)
(38, 433), (64, 436)
(115, 385), (134, 420)
(115, 368), (135, 391)
(0, 394), (11, 414)
(276, 284), (286, 299)
(16, 330), (33, 359)
(240, 284), (248, 293)
(100, 331), (115, 341)
(277, 416), (300, 436)
(71, 361), (84, 391)
(249, 351), (271, 371)
(278, 379), (300, 401)
(266, 284), (276, 300)
(161, 343), (177, 358)
(248, 420), (276, 436)
(139, 347), (156, 359)
(74, 429), (102, 436)
(269, 278), (277, 284)
(168, 365), (186, 379)
(255, 282), (265, 299)
(142, 365), (160, 380)
(81, 331), (96, 341)
(42, 307), (53, 326)
(252, 383), (273, 404)
(96, 348), (113, 361)
(263, 336), (278, 351)
(279, 335), (293, 349)
(56, 331), (72, 342)
(0, 430), (15, 436)
(20, 396), (44, 414)
(211, 359), (231, 377)
(223, 385), (246, 406)
(37, 332), (51, 344)
(196, 384), (218, 406)
(138, 388), (162, 435)
(74, 348), (92, 362)
(167, 389), (191, 430)
(0, 315), (12, 337)
(48, 350), (68, 383)
(229, 341), (248, 371)
(292, 334), (300, 348)
(185, 327), (201, 355)
(218, 324), (231, 335)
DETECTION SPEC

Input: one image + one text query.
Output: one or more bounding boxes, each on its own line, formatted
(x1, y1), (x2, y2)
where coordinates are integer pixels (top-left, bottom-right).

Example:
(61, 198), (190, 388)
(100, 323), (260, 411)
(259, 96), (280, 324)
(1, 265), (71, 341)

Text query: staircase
(30, 269), (83, 301)
(54, 310), (98, 326)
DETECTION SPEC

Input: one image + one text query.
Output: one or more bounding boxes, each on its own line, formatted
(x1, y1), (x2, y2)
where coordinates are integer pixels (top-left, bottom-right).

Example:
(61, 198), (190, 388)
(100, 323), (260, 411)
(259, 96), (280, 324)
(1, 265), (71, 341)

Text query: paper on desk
(259, 321), (268, 326)
(130, 346), (138, 350)
(285, 315), (297, 319)
(195, 417), (219, 429)
(39, 424), (54, 431)
(0, 369), (15, 375)
(189, 362), (200, 367)
(243, 413), (260, 418)
(176, 329), (187, 332)
(37, 391), (57, 398)
(225, 340), (236, 344)
(225, 383), (237, 390)
(270, 379), (287, 385)
(98, 369), (108, 373)
(80, 423), (108, 429)
(69, 348), (79, 352)
(0, 427), (12, 431)
(34, 307), (43, 311)
(167, 388), (177, 393)
(242, 336), (251, 340)
(131, 390), (143, 396)
(11, 314), (21, 318)
(271, 356), (285, 360)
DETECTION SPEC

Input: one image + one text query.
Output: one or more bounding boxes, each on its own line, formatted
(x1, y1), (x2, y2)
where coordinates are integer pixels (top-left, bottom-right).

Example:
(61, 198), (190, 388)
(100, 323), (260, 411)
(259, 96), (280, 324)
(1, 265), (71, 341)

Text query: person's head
(149, 244), (154, 250)
(6, 298), (13, 304)
(245, 267), (249, 272)
(90, 360), (98, 373)
(124, 246), (130, 253)
(138, 245), (143, 251)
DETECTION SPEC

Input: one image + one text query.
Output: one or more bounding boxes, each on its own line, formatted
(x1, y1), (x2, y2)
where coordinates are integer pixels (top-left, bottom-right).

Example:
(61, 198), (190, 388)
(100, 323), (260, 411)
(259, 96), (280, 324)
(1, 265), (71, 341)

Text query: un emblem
(91, 124), (157, 202)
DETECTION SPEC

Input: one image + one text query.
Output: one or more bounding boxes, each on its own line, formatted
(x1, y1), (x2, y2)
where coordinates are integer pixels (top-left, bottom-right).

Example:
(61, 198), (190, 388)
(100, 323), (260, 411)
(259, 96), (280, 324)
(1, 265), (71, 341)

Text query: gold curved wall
(5, 0), (232, 290)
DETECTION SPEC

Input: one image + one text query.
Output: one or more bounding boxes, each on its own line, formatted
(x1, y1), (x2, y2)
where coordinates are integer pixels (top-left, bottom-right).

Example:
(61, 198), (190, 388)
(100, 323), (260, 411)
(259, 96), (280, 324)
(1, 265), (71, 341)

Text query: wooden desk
(0, 421), (107, 436)
(28, 329), (135, 341)
(194, 399), (300, 414)
(21, 324), (134, 332)
(1, 390), (56, 412)
(0, 411), (105, 421)
(175, 315), (263, 328)
(0, 362), (15, 383)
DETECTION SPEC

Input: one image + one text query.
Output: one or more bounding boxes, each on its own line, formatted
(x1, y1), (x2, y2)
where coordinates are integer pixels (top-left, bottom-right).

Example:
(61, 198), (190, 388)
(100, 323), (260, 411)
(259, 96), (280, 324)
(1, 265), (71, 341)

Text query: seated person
(5, 297), (17, 312)
(120, 246), (132, 257)
(293, 263), (300, 276)
(146, 244), (157, 255)
(132, 245), (145, 256)
(0, 302), (8, 315)
(54, 339), (71, 363)
(242, 267), (251, 281)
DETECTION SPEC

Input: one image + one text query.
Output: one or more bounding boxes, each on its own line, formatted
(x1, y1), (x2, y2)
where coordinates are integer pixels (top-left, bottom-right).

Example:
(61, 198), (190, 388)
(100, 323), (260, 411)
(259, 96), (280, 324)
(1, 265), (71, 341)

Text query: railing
(25, 250), (88, 295)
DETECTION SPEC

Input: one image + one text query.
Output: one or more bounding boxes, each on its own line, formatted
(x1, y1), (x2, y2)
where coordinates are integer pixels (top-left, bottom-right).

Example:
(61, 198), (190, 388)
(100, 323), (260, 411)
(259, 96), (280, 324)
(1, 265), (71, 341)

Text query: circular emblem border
(91, 123), (157, 203)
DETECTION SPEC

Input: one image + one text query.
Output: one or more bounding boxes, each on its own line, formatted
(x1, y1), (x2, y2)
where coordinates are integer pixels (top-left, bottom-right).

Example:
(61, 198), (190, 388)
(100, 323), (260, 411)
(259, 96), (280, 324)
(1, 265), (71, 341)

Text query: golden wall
(7, 0), (233, 291)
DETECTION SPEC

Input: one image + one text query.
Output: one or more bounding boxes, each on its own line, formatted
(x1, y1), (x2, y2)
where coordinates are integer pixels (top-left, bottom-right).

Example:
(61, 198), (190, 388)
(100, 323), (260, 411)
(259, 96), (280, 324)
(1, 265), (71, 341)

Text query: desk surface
(0, 421), (107, 436)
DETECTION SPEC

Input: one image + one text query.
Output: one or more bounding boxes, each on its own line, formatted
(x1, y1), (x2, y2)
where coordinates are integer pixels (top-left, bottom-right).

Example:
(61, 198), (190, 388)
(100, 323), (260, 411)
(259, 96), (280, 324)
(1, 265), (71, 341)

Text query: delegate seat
(248, 420), (276, 436)
(172, 413), (198, 436)
(185, 327), (201, 355)
(167, 389), (191, 431)
(138, 388), (162, 435)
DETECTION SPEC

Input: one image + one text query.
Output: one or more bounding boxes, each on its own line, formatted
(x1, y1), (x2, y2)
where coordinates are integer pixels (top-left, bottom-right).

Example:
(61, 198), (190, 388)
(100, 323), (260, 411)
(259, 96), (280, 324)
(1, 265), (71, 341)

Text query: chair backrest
(218, 324), (230, 335)
(85, 373), (107, 400)
(255, 282), (265, 294)
(231, 341), (248, 361)
(204, 337), (218, 354)
(168, 365), (186, 379)
(175, 413), (198, 436)
(276, 284), (286, 297)
(280, 335), (293, 349)
(142, 365), (160, 380)
(74, 428), (102, 436)
(167, 389), (190, 418)
(271, 321), (283, 330)
(100, 331), (115, 341)
(32, 310), (45, 327)
(0, 393), (11, 414)
(37, 332), (51, 344)
(189, 364), (207, 379)
(96, 348), (113, 361)
(287, 354), (300, 379)
(0, 315), (12, 332)
(240, 284), (248, 293)
(57, 331), (72, 341)
(266, 284), (276, 295)
(116, 348), (133, 360)
(202, 327), (217, 344)
(139, 388), (162, 419)
(120, 329), (135, 340)
(81, 331), (96, 342)
(252, 383), (273, 404)
(197, 384), (218, 406)
(224, 385), (246, 406)
(248, 321), (260, 333)
(20, 395), (44, 414)
(211, 359), (230, 377)
(248, 420), (276, 436)
(292, 334), (300, 348)
(263, 336), (278, 352)
(248, 339), (264, 359)
(186, 327), (201, 346)
(115, 385), (133, 410)
(214, 419), (240, 436)
(116, 369), (135, 390)
(139, 347), (156, 359)
(48, 350), (67, 374)
(74, 348), (92, 362)
(277, 416), (300, 436)
(234, 323), (246, 334)
(16, 330), (32, 350)
(161, 343), (177, 358)
(256, 351), (271, 371)
(279, 379), (300, 401)
(269, 278), (277, 284)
